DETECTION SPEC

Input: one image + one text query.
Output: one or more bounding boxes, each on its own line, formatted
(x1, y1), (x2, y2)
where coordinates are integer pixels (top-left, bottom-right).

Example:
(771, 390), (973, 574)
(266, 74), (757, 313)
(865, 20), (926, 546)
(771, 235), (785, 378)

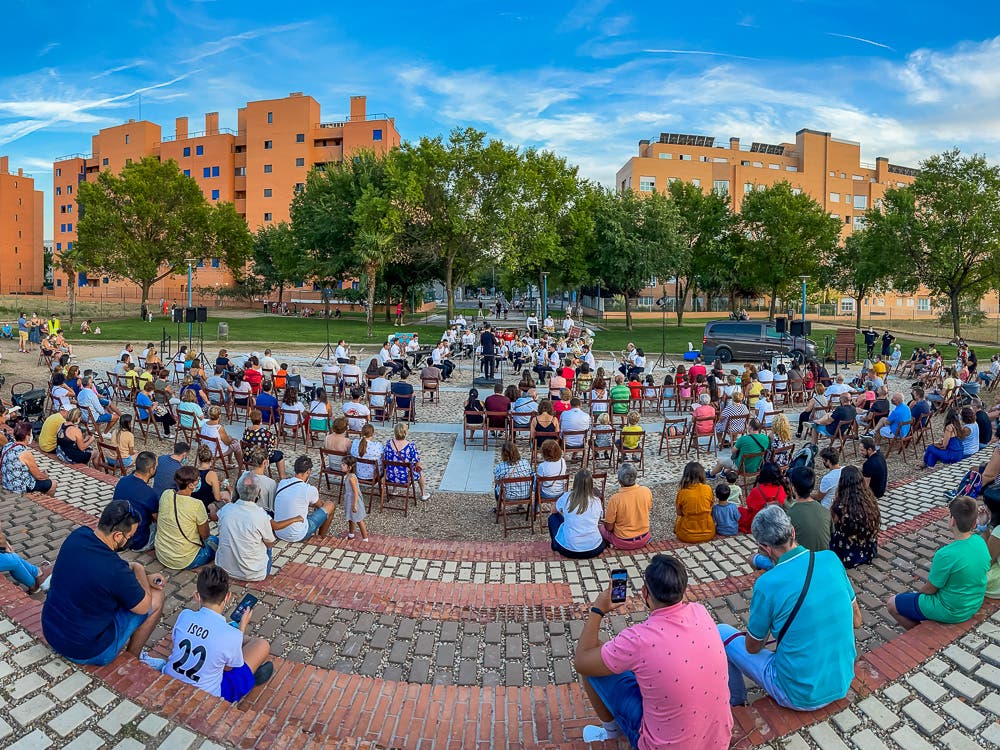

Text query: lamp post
(185, 258), (196, 342)
(799, 275), (810, 321)
(541, 272), (549, 323)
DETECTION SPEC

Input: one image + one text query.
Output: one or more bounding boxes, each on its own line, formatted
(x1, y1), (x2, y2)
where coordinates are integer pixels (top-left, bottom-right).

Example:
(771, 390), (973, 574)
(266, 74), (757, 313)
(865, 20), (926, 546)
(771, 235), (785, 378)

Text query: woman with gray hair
(215, 472), (278, 582)
(599, 462), (653, 550)
(716, 504), (862, 710)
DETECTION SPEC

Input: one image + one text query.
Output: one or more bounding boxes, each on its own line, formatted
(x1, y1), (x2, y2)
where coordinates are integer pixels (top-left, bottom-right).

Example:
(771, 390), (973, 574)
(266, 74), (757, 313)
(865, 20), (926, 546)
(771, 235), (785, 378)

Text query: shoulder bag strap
(172, 490), (202, 547)
(775, 551), (814, 647)
(750, 434), (766, 452)
(273, 479), (303, 500)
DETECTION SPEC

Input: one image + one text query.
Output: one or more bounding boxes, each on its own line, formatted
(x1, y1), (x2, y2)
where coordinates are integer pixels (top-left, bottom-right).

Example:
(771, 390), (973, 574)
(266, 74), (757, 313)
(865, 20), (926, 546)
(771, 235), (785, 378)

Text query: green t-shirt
(786, 499), (831, 552)
(919, 534), (990, 623)
(733, 432), (770, 473)
(609, 385), (631, 414)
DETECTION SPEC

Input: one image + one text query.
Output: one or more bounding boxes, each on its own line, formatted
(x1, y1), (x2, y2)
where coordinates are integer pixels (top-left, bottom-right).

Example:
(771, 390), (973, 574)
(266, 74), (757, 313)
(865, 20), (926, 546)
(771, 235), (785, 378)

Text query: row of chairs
(494, 471), (610, 538)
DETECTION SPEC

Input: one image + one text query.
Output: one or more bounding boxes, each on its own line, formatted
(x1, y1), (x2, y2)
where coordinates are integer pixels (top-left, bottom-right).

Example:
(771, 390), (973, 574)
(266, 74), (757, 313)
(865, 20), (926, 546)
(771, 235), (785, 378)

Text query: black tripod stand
(654, 286), (670, 370)
(312, 313), (334, 366)
(195, 322), (210, 368)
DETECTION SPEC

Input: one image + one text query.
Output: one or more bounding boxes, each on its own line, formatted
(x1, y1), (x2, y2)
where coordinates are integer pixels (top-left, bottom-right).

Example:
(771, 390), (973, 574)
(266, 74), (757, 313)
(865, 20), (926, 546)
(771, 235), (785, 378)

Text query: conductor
(480, 324), (497, 380)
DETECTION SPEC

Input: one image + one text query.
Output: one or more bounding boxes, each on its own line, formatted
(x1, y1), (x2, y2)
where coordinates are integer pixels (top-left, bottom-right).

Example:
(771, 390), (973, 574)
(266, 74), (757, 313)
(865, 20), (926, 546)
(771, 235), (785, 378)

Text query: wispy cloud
(643, 49), (755, 60)
(558, 0), (612, 32)
(91, 61), (149, 80)
(827, 32), (895, 51)
(180, 22), (309, 64)
(37, 42), (60, 57)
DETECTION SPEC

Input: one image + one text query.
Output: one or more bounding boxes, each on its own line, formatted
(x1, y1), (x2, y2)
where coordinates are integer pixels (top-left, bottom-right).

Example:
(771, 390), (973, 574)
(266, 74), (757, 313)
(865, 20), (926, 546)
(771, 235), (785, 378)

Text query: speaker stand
(311, 314), (334, 366)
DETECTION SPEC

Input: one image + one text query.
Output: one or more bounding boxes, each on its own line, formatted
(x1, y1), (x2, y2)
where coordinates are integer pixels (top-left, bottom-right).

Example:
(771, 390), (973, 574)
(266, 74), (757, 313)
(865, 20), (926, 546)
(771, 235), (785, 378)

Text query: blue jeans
(586, 672), (642, 749)
(717, 624), (793, 708)
(0, 552), (39, 588)
(305, 508), (328, 538)
(185, 535), (219, 569)
(66, 608), (149, 666)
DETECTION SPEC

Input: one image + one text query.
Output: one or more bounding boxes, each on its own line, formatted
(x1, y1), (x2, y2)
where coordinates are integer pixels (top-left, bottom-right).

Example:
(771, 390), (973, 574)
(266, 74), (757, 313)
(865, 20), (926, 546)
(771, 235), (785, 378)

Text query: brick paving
(1, 351), (1000, 746)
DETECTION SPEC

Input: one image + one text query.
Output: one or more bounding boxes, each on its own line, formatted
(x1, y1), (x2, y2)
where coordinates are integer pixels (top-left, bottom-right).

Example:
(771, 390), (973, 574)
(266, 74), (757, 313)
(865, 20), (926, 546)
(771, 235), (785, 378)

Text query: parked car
(700, 319), (817, 364)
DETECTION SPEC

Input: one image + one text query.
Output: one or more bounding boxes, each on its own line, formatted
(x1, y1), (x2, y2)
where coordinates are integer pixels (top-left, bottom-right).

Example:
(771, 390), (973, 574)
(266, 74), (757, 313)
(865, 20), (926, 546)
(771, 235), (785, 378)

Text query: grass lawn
(74, 311), (994, 363)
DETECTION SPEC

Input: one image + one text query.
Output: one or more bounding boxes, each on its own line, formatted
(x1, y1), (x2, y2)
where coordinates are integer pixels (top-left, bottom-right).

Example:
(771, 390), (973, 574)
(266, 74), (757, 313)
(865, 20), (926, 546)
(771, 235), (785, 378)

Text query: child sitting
(643, 375), (658, 400)
(274, 364), (288, 391)
(553, 388), (572, 415)
(617, 411), (644, 452)
(592, 413), (613, 458)
(162, 565), (274, 701)
(712, 482), (740, 536)
(660, 375), (675, 403)
(627, 377), (642, 401)
(724, 470), (743, 506)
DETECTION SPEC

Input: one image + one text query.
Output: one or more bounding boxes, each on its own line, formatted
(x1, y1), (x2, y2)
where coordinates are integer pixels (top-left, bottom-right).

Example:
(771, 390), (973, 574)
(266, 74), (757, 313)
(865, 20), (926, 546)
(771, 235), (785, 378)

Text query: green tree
(251, 222), (302, 305)
(390, 128), (521, 320)
(74, 157), (251, 310)
(865, 149), (1000, 338)
(665, 181), (732, 324)
(826, 230), (914, 329)
(737, 182), (841, 318)
(587, 188), (678, 330)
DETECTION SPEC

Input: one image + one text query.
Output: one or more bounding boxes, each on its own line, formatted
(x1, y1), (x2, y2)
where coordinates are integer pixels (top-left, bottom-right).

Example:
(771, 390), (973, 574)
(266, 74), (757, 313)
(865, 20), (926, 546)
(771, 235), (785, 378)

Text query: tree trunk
(277, 283), (284, 306)
(768, 286), (777, 319)
(624, 294), (633, 331)
(674, 281), (687, 326)
(366, 265), (377, 339)
(950, 290), (962, 339)
(855, 296), (863, 330)
(445, 261), (455, 322)
(140, 281), (151, 316)
(67, 274), (76, 326)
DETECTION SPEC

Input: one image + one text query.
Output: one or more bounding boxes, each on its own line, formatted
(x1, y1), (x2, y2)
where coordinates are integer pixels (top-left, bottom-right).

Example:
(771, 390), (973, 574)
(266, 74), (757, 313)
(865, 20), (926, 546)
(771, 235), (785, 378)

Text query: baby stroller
(11, 381), (45, 422)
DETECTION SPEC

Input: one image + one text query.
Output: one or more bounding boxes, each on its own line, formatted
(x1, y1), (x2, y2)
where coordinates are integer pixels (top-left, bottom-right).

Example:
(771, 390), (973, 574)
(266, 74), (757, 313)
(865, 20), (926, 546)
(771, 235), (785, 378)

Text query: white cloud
(180, 22), (309, 64)
(826, 33), (895, 51)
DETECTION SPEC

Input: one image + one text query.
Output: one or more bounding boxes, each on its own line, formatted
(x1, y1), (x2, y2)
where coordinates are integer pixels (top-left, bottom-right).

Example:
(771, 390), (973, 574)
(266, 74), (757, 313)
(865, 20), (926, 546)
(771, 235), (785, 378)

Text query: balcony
(312, 144), (343, 163)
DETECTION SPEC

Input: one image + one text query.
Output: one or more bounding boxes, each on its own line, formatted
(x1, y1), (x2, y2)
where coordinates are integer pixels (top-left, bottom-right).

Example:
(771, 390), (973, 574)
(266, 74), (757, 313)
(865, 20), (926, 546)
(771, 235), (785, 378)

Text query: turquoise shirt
(747, 547), (857, 709)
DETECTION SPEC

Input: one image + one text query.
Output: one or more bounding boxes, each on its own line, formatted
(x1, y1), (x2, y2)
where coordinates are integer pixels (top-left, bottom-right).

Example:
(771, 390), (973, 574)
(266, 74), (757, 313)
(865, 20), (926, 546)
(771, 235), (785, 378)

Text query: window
(896, 298), (902, 307)
(267, 111), (273, 124)
(638, 176), (655, 192)
(852, 174), (864, 181)
(211, 166), (220, 177)
(67, 242), (72, 249)
(183, 169), (191, 177)
(263, 188), (272, 197)
(56, 279), (61, 287)
(831, 214), (840, 219)
(202, 167), (211, 178)
(196, 145), (204, 156)
(125, 134), (130, 144)
(55, 187), (61, 195)
(907, 298), (914, 307)
(668, 177), (680, 185)
(853, 216), (866, 230)
(373, 129), (383, 142)
(60, 206), (66, 214)
(125, 158), (132, 166)
(876, 297), (885, 307)
(829, 192), (840, 202)
(183, 147), (191, 157)
(60, 224), (65, 233)
(853, 195), (867, 210)
(917, 298), (930, 311)
(264, 140), (273, 150)
(263, 212), (273, 222)
(699, 156), (709, 162)
(713, 180), (729, 195)
(211, 258), (220, 268)
(296, 133), (305, 143)
(67, 223), (72, 232)
(294, 182), (305, 193)
(263, 164), (272, 173)
(785, 166), (797, 172)
(658, 153), (672, 159)
(768, 163), (779, 170)
(211, 189), (220, 200)
(791, 188), (802, 195)
(845, 194), (852, 203)
(235, 167), (246, 177)
(840, 172), (846, 178)
(197, 259), (204, 267)
(691, 178), (701, 187)
(102, 158), (109, 166)
(844, 216), (851, 224)
(840, 299), (855, 313)
(756, 184), (765, 191)
(295, 157), (305, 167)
(680, 154), (692, 161)
(744, 182), (753, 193)
(741, 160), (750, 166)
(55, 168), (61, 177)
(828, 171), (835, 177)
(67, 185), (72, 194)
(56, 243), (61, 251)
(752, 161), (762, 168)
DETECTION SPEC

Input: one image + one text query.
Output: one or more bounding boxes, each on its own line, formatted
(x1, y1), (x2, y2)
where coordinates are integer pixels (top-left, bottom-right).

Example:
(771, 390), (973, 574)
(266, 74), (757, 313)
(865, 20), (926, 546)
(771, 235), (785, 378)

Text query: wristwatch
(589, 606), (606, 617)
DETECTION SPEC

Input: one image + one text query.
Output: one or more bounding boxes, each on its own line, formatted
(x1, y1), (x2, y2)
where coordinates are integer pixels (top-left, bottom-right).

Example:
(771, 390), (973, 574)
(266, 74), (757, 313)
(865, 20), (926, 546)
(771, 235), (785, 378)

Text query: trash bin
(217, 322), (229, 340)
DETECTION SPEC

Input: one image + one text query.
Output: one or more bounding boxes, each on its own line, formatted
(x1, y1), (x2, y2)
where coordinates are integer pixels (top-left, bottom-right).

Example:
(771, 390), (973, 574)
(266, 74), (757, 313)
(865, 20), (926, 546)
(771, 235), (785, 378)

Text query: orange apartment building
(614, 128), (932, 318)
(52, 93), (400, 301)
(0, 156), (45, 294)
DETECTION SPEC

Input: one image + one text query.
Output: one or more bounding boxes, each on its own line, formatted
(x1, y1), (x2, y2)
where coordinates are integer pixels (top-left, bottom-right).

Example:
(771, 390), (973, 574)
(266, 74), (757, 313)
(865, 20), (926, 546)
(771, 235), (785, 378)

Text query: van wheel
(717, 347), (732, 364)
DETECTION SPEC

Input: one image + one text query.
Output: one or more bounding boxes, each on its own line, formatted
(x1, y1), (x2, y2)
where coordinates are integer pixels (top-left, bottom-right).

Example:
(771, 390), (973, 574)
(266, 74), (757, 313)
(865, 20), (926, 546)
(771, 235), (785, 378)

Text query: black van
(700, 320), (817, 364)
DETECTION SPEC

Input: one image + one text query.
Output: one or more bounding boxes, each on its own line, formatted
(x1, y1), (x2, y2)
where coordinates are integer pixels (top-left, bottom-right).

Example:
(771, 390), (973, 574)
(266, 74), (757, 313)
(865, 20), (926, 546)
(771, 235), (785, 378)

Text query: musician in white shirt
(562, 316), (574, 334)
(432, 342), (455, 380)
(580, 345), (596, 372)
(335, 340), (350, 363)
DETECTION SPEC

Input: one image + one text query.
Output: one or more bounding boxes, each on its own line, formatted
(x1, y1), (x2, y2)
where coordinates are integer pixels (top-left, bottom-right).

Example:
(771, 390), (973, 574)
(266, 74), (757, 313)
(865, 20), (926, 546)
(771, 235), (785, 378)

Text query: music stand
(312, 312), (334, 366)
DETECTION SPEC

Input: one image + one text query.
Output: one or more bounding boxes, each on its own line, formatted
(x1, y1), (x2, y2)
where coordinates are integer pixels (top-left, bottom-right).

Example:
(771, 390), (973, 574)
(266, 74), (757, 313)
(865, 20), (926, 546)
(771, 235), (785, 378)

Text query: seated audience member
(163, 565), (274, 701)
(809, 392), (856, 445)
(242, 409), (285, 479)
(493, 440), (533, 503)
(390, 371), (415, 417)
(795, 383), (828, 439)
(866, 391), (911, 443)
(709, 418), (769, 478)
(548, 470), (607, 559)
(151, 442), (189, 500)
(156, 466), (218, 570)
(574, 554), (732, 747)
(216, 475), (278, 582)
(42, 500), (167, 668)
(0, 516), (50, 592)
(617, 410), (644, 453)
(859, 437), (888, 498)
(1, 422), (57, 495)
(813, 448), (842, 508)
(255, 380), (280, 423)
(112, 451), (160, 552)
(718, 505), (861, 709)
(784, 467), (831, 552)
(600, 462), (652, 550)
(536, 439), (569, 500)
(55, 407), (94, 466)
(924, 407), (968, 468)
(382, 422), (431, 501)
(674, 462), (715, 543)
(739, 462), (787, 535)
(712, 483), (740, 537)
(959, 406), (981, 457)
(237, 447), (279, 515)
(273, 456), (336, 542)
(484, 384), (511, 429)
(888, 496), (990, 628)
(560, 397), (591, 447)
(38, 406), (68, 454)
(829, 466), (881, 568)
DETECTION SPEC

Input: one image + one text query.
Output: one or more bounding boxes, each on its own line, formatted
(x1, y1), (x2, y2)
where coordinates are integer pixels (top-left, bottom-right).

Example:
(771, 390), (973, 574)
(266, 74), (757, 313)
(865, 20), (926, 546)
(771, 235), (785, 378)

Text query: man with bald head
(865, 392), (911, 444)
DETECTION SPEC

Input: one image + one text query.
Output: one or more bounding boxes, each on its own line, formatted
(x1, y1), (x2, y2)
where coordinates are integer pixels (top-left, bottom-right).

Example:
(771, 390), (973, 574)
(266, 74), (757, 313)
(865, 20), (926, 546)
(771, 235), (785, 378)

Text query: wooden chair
(609, 401), (630, 427)
(199, 433), (238, 477)
(355, 456), (383, 511)
(230, 394), (254, 427)
(561, 429), (589, 467)
(588, 426), (616, 469)
(133, 402), (162, 443)
(589, 399), (610, 420)
(719, 411), (750, 448)
(256, 405), (280, 441)
(688, 415), (718, 458)
(204, 386), (230, 418)
(510, 414), (534, 444)
(344, 412), (371, 439)
(279, 407), (307, 447)
(463, 411), (487, 450)
(392, 395), (415, 424)
(736, 450), (767, 492)
(533, 472), (570, 531)
(485, 412), (511, 449)
(768, 444), (795, 473)
(658, 417), (688, 458)
(342, 373), (362, 394)
(367, 391), (392, 424)
(885, 419), (917, 463)
(616, 431), (647, 475)
(640, 387), (661, 416)
(381, 461), (418, 516)
(96, 439), (128, 477)
(421, 378), (440, 404)
(495, 475), (534, 537)
(318, 447), (348, 503)
(306, 412), (331, 447)
(175, 416), (199, 449)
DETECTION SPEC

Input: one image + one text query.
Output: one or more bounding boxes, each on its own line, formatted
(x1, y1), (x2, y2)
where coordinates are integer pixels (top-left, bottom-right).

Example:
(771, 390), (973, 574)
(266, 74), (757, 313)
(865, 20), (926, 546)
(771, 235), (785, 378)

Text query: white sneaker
(582, 723), (622, 743)
(139, 650), (166, 672)
(421, 493), (431, 501)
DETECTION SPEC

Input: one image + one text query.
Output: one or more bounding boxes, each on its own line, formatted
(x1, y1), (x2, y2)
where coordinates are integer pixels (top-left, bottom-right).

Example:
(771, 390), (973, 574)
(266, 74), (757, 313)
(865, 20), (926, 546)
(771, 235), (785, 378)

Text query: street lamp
(185, 258), (197, 341)
(541, 272), (549, 323)
(799, 275), (810, 322)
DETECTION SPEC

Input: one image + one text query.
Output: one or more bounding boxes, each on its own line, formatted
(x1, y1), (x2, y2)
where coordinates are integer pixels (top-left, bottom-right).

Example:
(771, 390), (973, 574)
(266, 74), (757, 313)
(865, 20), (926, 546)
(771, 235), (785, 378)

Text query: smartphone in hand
(229, 593), (258, 625)
(610, 569), (628, 603)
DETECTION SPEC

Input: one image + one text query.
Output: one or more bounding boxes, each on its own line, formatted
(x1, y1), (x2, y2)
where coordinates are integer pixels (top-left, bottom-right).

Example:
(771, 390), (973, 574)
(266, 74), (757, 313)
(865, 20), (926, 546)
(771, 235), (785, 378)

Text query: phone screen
(229, 593), (258, 624)
(610, 569), (628, 603)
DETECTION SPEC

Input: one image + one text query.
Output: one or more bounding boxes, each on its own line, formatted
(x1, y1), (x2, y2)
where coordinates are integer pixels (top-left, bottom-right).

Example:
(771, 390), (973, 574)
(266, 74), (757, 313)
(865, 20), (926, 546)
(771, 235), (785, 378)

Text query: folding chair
(96, 439), (128, 477)
(318, 447), (348, 503)
(736, 450), (767, 493)
(256, 405), (280, 442)
(885, 419), (916, 463)
(589, 399), (610, 420)
(392, 396), (415, 424)
(230, 395), (254, 427)
(382, 461), (418, 516)
(510, 414), (534, 444)
(658, 417), (688, 458)
(204, 386), (230, 418)
(588, 426), (616, 469)
(367, 391), (392, 424)
(279, 407), (307, 447)
(199, 433), (238, 478)
(463, 411), (487, 449)
(355, 457), (383, 511)
(533, 472), (570, 532)
(495, 475), (534, 538)
(561, 429), (589, 467)
(133, 402), (162, 443)
(687, 415), (718, 458)
(616, 432), (646, 476)
(344, 413), (371, 439)
(485, 412), (511, 449)
(421, 378), (440, 404)
(768, 444), (795, 473)
(640, 387), (661, 416)
(306, 411), (331, 447)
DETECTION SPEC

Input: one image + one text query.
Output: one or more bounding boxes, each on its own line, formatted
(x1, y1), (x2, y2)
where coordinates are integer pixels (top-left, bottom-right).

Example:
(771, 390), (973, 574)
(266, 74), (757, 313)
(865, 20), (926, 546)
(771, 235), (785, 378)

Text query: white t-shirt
(281, 401), (305, 426)
(756, 399), (774, 426)
(369, 378), (391, 407)
(537, 459), (568, 498)
(273, 478), (319, 542)
(757, 370), (773, 386)
(335, 345), (350, 360)
(260, 355), (279, 374)
(322, 364), (340, 386)
(216, 500), (275, 582)
(164, 607), (244, 698)
(554, 492), (604, 552)
(819, 467), (842, 508)
(51, 385), (74, 411)
(826, 383), (851, 397)
(237, 470), (277, 513)
(512, 397), (539, 427)
(559, 408), (591, 446)
(341, 401), (371, 432)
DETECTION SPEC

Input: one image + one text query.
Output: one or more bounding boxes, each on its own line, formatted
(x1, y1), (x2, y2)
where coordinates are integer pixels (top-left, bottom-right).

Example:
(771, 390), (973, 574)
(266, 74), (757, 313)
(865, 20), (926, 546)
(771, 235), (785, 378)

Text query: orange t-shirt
(604, 485), (652, 539)
(274, 369), (287, 389)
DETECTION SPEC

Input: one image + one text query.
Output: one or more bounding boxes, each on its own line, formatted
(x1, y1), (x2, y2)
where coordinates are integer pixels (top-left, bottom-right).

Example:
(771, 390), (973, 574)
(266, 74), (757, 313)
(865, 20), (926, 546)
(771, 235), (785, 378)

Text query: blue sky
(3, 0), (1000, 240)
